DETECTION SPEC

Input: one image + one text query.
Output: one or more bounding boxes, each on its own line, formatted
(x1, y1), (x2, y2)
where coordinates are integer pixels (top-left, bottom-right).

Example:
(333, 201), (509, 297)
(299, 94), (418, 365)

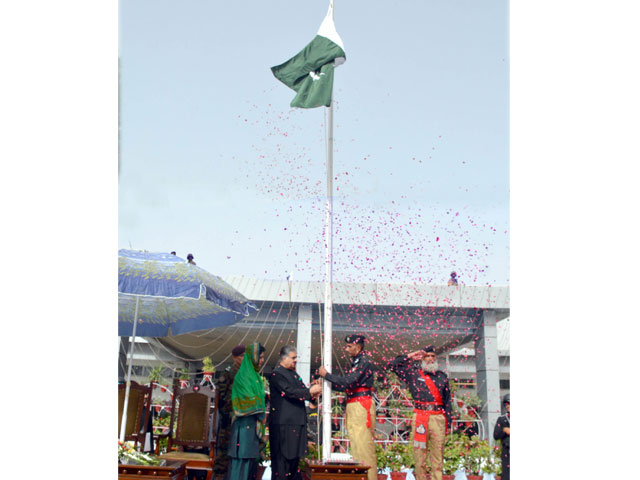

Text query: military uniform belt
(345, 387), (374, 400)
(414, 401), (444, 411)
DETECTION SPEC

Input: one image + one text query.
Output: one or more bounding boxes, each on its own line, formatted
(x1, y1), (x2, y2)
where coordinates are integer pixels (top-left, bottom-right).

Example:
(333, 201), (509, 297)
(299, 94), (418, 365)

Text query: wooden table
(118, 460), (187, 480)
(303, 460), (371, 480)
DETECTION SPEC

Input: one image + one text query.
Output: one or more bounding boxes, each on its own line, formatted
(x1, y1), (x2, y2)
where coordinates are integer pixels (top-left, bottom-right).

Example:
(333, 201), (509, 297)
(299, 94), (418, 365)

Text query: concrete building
(446, 317), (510, 398)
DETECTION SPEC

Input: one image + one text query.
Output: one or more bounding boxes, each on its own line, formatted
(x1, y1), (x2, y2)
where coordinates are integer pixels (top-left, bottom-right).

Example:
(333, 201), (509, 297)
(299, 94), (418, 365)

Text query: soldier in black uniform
(214, 345), (245, 480)
(388, 345), (452, 480)
(493, 393), (510, 480)
(318, 334), (377, 480)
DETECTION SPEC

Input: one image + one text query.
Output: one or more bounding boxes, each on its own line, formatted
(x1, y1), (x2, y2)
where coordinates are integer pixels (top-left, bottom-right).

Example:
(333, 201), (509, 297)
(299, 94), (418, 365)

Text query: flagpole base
(303, 460), (371, 480)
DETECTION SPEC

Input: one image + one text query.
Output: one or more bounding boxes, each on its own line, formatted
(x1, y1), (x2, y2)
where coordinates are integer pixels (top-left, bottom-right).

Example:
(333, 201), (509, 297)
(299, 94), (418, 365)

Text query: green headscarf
(231, 342), (266, 417)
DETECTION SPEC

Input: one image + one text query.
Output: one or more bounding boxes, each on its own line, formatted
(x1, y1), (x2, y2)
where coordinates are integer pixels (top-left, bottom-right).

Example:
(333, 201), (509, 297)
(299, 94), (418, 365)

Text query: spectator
(493, 394), (510, 480)
(228, 343), (266, 480)
(214, 345), (245, 480)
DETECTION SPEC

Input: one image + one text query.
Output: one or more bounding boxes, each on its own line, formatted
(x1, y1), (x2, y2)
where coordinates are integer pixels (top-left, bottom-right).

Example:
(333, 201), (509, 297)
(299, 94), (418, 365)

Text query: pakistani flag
(271, 2), (346, 109)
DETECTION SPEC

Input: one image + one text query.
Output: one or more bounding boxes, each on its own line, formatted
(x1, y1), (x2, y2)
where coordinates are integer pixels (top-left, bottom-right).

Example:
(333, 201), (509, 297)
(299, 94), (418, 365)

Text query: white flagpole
(321, 97), (334, 462)
(321, 2), (337, 463)
(119, 296), (140, 443)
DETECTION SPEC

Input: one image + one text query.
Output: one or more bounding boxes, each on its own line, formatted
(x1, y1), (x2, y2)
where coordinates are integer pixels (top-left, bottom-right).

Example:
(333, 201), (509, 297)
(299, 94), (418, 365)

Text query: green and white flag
(271, 2), (346, 109)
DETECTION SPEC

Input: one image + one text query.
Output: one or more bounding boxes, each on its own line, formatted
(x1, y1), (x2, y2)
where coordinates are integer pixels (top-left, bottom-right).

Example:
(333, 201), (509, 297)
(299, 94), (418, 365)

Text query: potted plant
(300, 442), (327, 480)
(477, 442), (502, 480)
(306, 441), (320, 462)
(456, 435), (500, 480)
(386, 399), (403, 426)
(331, 403), (344, 428)
(401, 443), (414, 473)
(331, 432), (347, 453)
(442, 433), (465, 480)
(376, 387), (391, 407)
(148, 366), (164, 388)
(177, 368), (190, 387)
(377, 408), (388, 425)
(202, 356), (215, 375)
(152, 413), (175, 454)
(373, 380), (391, 407)
(385, 443), (409, 480)
(387, 372), (401, 389)
(456, 392), (482, 410)
(375, 443), (389, 480)
(299, 441), (321, 476)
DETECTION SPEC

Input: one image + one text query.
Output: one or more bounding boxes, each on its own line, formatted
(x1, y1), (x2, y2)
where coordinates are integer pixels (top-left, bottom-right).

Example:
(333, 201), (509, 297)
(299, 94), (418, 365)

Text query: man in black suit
(268, 345), (322, 480)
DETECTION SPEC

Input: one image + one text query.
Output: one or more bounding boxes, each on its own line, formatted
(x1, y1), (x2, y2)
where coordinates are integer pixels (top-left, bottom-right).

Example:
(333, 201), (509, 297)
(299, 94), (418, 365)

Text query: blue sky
(119, 0), (509, 284)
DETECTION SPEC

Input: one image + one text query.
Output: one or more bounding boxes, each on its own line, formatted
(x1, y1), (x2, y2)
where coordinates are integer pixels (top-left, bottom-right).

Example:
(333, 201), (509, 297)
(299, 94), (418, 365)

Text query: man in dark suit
(268, 345), (322, 480)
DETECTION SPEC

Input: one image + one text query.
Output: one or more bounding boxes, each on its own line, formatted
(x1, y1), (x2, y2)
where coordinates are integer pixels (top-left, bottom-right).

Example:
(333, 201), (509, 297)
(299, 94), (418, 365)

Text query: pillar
(296, 304), (313, 386)
(474, 309), (501, 443)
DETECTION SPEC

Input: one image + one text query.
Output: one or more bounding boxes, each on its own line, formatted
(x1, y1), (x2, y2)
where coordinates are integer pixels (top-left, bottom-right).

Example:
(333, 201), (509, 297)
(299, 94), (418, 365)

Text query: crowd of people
(204, 335), (509, 480)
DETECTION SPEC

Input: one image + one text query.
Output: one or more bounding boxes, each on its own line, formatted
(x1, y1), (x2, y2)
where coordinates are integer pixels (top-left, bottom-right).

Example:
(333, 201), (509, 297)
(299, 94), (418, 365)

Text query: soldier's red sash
(419, 370), (443, 405)
(412, 409), (444, 447)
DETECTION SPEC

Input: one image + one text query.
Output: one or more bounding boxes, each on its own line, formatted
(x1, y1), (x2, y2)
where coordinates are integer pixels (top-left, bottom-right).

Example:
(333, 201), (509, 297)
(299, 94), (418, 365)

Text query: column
(296, 304), (313, 386)
(474, 309), (501, 444)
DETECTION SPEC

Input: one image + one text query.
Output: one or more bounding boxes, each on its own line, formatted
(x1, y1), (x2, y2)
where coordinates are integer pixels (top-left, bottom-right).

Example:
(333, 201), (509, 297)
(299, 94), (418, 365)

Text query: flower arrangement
(118, 440), (164, 466)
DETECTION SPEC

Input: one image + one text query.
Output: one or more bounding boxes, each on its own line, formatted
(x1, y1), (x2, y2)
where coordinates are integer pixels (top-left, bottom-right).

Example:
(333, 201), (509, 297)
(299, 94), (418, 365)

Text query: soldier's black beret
(345, 334), (366, 344)
(503, 393), (510, 404)
(423, 345), (435, 353)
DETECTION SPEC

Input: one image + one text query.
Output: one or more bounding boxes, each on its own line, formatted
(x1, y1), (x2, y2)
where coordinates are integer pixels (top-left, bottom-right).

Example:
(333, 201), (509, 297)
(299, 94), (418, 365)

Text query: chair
(118, 381), (153, 449)
(157, 378), (218, 480)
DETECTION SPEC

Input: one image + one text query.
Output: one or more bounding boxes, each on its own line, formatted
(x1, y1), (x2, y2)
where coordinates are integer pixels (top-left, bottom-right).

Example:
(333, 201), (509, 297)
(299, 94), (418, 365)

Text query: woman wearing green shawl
(228, 342), (266, 480)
